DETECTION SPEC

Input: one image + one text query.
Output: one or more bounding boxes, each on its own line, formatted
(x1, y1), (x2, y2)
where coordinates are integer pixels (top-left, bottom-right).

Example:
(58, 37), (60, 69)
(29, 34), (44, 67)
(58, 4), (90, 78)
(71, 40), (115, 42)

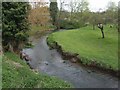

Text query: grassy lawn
(47, 25), (118, 71)
(2, 52), (72, 88)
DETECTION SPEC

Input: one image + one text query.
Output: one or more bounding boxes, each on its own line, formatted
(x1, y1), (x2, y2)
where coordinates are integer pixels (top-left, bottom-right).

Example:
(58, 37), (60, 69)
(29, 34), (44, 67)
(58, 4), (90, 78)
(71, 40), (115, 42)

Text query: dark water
(23, 36), (119, 88)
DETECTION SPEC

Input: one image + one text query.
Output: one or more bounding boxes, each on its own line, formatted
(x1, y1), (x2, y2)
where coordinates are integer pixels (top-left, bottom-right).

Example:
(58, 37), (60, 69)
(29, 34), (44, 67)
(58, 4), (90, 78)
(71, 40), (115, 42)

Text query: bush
(59, 20), (80, 29)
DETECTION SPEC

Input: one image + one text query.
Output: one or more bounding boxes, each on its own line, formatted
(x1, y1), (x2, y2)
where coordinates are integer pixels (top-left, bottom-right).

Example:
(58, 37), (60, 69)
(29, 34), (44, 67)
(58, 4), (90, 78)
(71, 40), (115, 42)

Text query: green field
(2, 52), (72, 88)
(47, 25), (118, 71)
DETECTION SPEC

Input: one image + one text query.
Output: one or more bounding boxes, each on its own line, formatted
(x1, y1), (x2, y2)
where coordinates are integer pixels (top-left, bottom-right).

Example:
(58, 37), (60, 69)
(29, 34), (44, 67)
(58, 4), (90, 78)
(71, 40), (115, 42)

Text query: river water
(23, 36), (119, 88)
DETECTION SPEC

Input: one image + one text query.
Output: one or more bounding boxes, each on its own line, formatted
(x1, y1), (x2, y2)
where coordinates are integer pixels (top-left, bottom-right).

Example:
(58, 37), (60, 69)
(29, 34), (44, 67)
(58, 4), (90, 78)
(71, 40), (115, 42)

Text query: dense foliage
(50, 1), (58, 28)
(59, 19), (80, 29)
(28, 3), (50, 26)
(0, 2), (1, 29)
(2, 2), (30, 52)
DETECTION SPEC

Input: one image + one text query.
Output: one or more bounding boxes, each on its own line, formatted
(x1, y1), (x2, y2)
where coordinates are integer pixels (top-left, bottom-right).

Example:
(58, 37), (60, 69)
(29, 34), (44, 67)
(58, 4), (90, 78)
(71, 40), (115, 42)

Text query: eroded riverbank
(47, 37), (119, 77)
(23, 36), (119, 88)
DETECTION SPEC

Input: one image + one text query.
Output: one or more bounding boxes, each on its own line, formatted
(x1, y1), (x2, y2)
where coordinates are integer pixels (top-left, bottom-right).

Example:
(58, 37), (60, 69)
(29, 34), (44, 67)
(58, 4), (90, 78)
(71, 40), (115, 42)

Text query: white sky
(88, 0), (119, 12)
(57, 0), (119, 12)
(29, 0), (119, 12)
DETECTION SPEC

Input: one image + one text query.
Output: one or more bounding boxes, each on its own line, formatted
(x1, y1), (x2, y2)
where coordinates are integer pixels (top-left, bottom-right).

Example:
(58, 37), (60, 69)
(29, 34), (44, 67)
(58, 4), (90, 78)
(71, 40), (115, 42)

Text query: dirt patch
(47, 38), (120, 78)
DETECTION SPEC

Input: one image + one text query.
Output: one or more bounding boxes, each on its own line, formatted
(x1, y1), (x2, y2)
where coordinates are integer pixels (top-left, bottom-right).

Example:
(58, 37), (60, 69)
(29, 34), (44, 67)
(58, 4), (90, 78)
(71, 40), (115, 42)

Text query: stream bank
(46, 38), (120, 78)
(23, 35), (119, 88)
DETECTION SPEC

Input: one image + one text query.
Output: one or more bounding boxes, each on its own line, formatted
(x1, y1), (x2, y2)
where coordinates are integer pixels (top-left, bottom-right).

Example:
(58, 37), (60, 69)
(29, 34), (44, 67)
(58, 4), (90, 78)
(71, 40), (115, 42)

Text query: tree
(77, 0), (89, 13)
(118, 2), (120, 32)
(28, 3), (50, 26)
(68, 0), (89, 27)
(106, 1), (118, 24)
(89, 12), (97, 30)
(107, 1), (117, 12)
(2, 2), (30, 53)
(0, 2), (1, 28)
(49, 0), (58, 28)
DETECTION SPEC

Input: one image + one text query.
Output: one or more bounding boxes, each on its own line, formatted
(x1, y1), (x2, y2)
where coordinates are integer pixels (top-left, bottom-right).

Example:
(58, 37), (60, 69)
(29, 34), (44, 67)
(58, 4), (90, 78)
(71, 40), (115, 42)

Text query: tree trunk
(14, 41), (24, 54)
(93, 24), (95, 30)
(8, 42), (14, 52)
(118, 28), (120, 32)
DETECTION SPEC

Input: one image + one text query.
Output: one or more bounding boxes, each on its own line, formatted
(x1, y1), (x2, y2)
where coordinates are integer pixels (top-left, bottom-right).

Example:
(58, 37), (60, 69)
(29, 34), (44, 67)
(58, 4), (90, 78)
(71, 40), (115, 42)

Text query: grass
(2, 52), (72, 88)
(47, 25), (118, 71)
(0, 55), (2, 89)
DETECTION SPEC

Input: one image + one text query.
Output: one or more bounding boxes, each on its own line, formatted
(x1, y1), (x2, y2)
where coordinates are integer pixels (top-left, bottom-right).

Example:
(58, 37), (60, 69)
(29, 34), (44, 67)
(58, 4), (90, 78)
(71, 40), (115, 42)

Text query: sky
(29, 0), (119, 12)
(57, 0), (119, 12)
(88, 0), (119, 12)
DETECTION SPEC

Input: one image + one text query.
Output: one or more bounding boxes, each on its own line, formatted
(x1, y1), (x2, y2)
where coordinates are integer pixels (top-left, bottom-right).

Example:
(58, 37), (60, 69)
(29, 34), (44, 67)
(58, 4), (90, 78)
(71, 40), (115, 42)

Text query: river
(23, 35), (119, 88)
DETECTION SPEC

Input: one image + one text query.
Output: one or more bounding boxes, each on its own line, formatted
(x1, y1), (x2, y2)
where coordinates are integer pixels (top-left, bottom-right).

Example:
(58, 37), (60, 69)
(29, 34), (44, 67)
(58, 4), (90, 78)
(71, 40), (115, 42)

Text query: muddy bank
(46, 37), (120, 78)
